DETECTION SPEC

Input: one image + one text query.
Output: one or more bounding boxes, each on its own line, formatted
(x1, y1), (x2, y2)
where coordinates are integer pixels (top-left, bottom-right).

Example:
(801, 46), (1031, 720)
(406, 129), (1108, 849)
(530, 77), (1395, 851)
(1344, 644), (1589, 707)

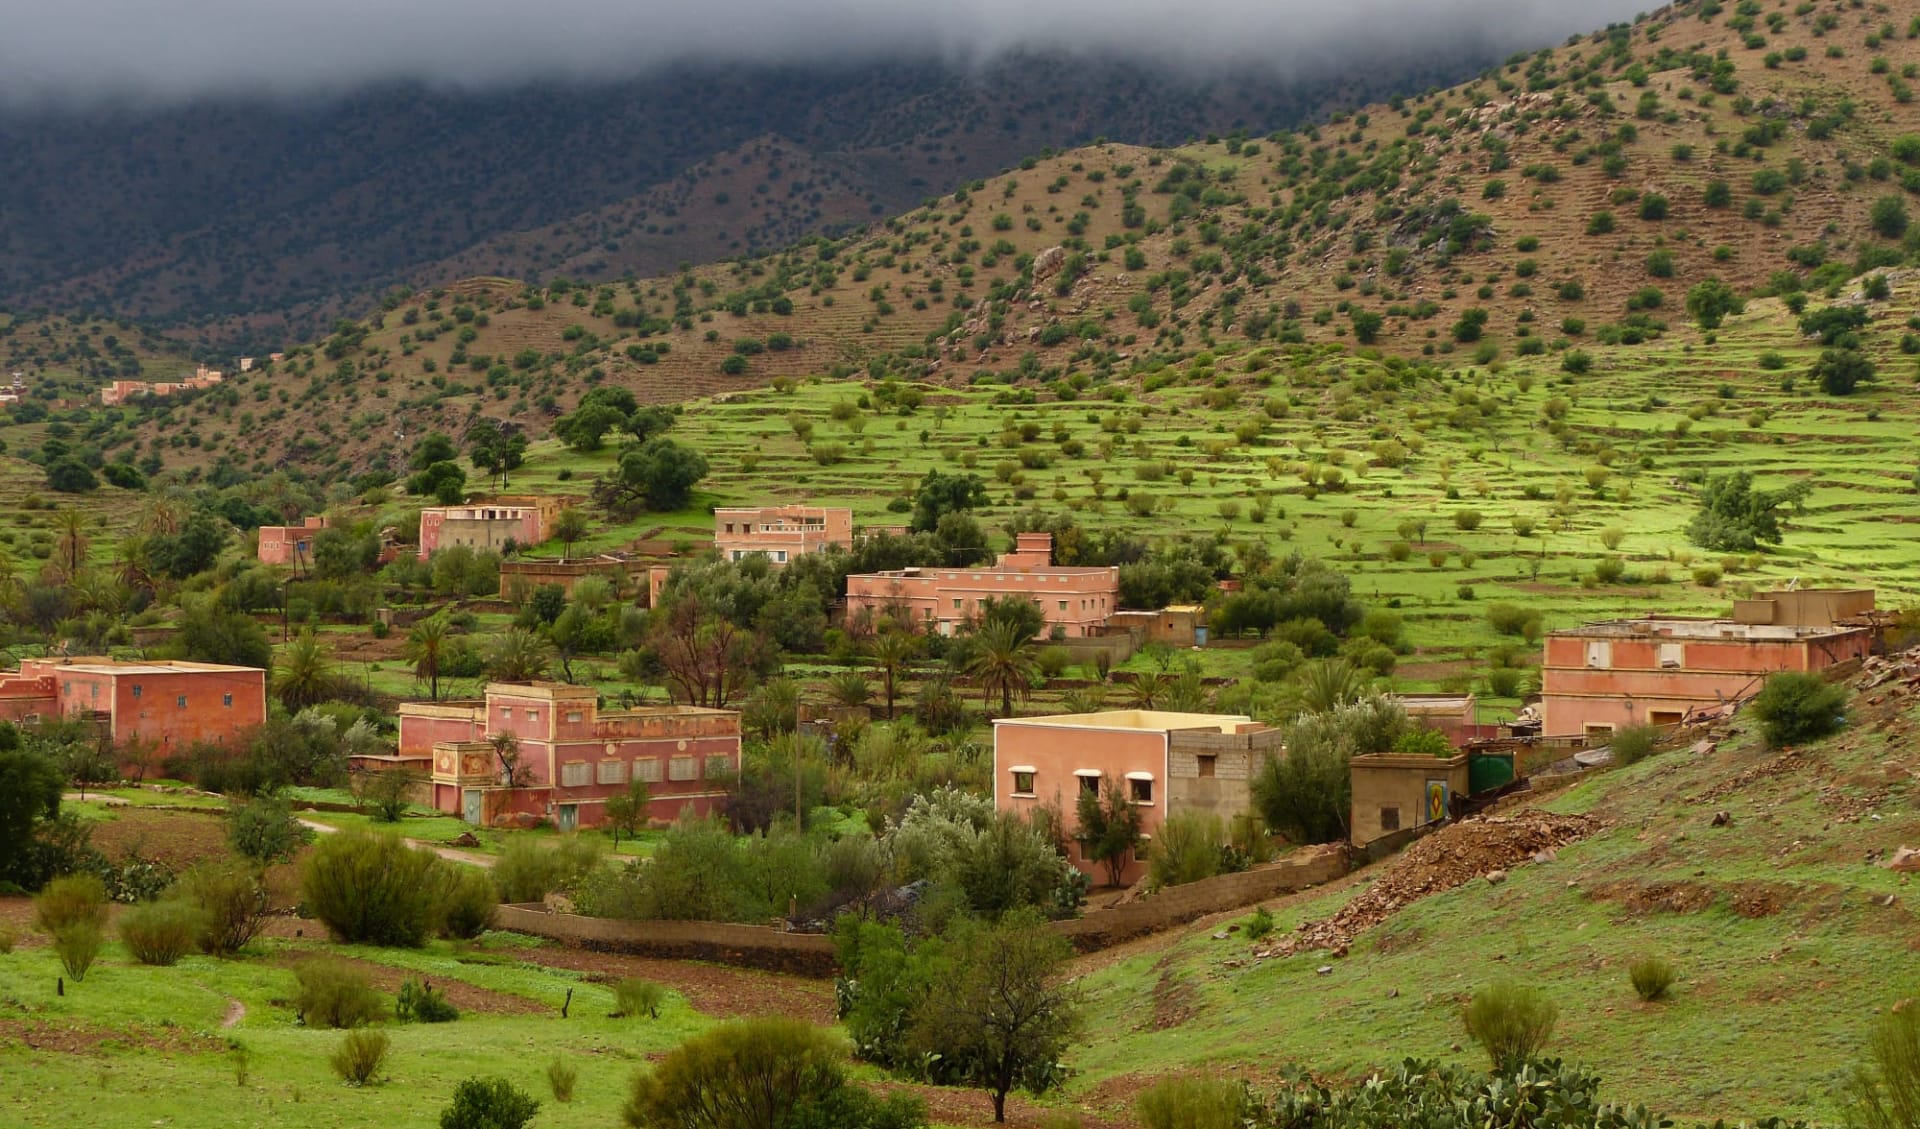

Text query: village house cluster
(98, 364), (225, 406)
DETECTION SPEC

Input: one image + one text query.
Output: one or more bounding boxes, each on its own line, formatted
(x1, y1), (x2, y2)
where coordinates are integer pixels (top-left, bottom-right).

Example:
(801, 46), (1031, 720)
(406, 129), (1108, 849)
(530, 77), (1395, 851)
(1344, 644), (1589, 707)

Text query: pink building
(258, 516), (329, 567)
(397, 682), (741, 831)
(994, 709), (1271, 884)
(714, 505), (853, 565)
(0, 658), (267, 755)
(99, 365), (224, 406)
(844, 533), (1119, 637)
(1542, 590), (1876, 740)
(418, 495), (569, 559)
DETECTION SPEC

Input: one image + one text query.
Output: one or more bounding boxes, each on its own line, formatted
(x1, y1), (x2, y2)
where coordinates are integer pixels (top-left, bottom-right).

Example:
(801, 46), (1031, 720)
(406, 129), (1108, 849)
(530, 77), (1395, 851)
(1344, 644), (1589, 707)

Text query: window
(596, 760), (626, 785)
(1196, 754), (1217, 779)
(633, 758), (662, 783)
(705, 754), (732, 778)
(1585, 723), (1615, 742)
(1078, 774), (1100, 797)
(566, 710), (584, 723)
(501, 707), (513, 719)
(526, 710), (539, 721)
(1128, 777), (1153, 804)
(131, 684), (142, 699)
(1657, 643), (1684, 669)
(953, 598), (963, 610)
(560, 761), (592, 787)
(1380, 805), (1401, 832)
(1012, 771), (1036, 795)
(1585, 641), (1612, 669)
(1057, 600), (1068, 611)
(668, 756), (698, 781)
(176, 695), (188, 709)
(223, 694), (233, 708)
(1649, 710), (1684, 726)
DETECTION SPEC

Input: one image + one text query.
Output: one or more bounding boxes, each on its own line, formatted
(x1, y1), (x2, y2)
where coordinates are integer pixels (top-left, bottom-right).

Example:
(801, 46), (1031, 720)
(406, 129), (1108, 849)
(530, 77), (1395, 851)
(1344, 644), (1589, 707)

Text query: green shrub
(1148, 811), (1227, 890)
(1137, 1077), (1247, 1129)
(33, 874), (107, 934)
(547, 1057), (579, 1103)
(492, 835), (605, 904)
(1610, 725), (1660, 767)
(436, 865), (498, 940)
(51, 922), (102, 981)
(1843, 1003), (1920, 1129)
(613, 977), (667, 1019)
(330, 1029), (391, 1086)
(1628, 956), (1677, 1002)
(1749, 671), (1848, 749)
(1391, 728), (1453, 756)
(1242, 906), (1274, 941)
(1463, 981), (1557, 1072)
(442, 1077), (541, 1129)
(118, 899), (203, 966)
(397, 978), (459, 1023)
(301, 828), (445, 946)
(0, 926), (16, 954)
(176, 861), (270, 956)
(1036, 645), (1073, 679)
(295, 958), (386, 1028)
(622, 1018), (847, 1129)
(227, 795), (312, 864)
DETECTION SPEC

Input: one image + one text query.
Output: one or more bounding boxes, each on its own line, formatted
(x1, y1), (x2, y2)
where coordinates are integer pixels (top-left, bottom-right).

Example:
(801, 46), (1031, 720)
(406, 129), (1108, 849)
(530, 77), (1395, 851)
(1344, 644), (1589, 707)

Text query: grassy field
(1065, 683), (1920, 1121)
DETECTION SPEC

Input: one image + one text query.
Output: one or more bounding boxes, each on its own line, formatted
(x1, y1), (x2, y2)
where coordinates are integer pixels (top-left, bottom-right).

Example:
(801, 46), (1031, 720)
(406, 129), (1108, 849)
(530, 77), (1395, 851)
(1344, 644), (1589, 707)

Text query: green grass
(1064, 694), (1920, 1120)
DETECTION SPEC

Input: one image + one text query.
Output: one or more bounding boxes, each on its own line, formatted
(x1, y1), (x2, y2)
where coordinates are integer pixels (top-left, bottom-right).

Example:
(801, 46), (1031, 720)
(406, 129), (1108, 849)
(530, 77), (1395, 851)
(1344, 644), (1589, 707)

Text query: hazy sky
(0, 0), (1650, 103)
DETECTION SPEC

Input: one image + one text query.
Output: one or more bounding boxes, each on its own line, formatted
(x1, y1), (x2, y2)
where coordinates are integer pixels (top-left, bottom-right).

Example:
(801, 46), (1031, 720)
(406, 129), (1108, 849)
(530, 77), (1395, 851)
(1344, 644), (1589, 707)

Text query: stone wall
(1050, 845), (1349, 950)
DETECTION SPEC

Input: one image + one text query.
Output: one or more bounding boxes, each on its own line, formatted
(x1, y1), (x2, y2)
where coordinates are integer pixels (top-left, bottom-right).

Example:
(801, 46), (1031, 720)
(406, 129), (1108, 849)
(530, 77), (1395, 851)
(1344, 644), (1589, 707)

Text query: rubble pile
(1256, 811), (1598, 959)
(1859, 651), (1920, 701)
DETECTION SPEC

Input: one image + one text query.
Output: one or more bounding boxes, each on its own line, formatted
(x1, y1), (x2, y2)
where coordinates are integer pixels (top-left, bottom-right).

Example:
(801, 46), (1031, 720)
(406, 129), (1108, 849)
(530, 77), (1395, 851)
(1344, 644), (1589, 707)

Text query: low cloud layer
(1, 0), (1649, 103)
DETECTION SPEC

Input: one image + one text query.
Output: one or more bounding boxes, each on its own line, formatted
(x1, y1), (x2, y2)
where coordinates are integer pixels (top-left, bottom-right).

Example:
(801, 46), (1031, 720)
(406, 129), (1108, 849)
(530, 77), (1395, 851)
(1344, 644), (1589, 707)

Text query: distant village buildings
(99, 364), (224, 406)
(844, 533), (1120, 638)
(1541, 589), (1877, 740)
(257, 516), (329, 567)
(713, 505), (853, 565)
(0, 657), (267, 755)
(397, 682), (741, 830)
(418, 495), (570, 559)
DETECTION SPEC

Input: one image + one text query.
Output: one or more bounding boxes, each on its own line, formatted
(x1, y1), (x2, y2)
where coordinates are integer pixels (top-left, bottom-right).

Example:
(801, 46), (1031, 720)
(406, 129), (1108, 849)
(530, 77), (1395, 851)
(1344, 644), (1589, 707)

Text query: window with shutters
(596, 760), (626, 785)
(668, 756), (697, 781)
(560, 761), (592, 787)
(633, 758), (662, 783)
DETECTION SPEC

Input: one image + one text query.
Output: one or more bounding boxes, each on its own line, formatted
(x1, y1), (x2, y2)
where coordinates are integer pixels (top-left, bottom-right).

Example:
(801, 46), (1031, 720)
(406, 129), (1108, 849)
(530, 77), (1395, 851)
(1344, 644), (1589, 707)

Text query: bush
(34, 874), (107, 934)
(1610, 724), (1659, 767)
(302, 828), (446, 946)
(0, 926), (16, 954)
(613, 977), (667, 1019)
(1148, 812), (1227, 890)
(436, 865), (498, 940)
(227, 795), (312, 864)
(1462, 980), (1557, 1072)
(52, 923), (102, 981)
(1136, 1077), (1247, 1129)
(1844, 1004), (1920, 1129)
(622, 1018), (847, 1129)
(118, 899), (203, 966)
(781, 1086), (928, 1129)
(177, 861), (271, 956)
(1628, 956), (1677, 1002)
(295, 958), (386, 1028)
(397, 978), (459, 1023)
(1242, 906), (1274, 941)
(331, 1029), (391, 1086)
(492, 835), (605, 904)
(547, 1057), (579, 1103)
(1749, 671), (1847, 749)
(442, 1077), (541, 1129)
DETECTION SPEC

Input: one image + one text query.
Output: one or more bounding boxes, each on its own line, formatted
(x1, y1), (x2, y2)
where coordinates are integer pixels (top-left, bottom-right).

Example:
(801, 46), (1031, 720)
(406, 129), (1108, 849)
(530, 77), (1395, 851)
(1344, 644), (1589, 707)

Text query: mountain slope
(0, 53), (1484, 344)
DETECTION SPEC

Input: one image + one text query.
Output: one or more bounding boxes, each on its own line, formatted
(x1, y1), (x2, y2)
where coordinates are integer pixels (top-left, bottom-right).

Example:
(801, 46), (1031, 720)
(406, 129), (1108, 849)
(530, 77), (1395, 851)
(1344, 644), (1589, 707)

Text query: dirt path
(221, 999), (246, 1029)
(296, 818), (495, 868)
(511, 944), (837, 1024)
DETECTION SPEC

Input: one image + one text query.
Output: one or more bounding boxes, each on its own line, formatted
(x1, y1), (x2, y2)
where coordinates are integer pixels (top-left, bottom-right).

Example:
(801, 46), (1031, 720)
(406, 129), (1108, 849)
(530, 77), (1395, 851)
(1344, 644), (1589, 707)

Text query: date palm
(403, 615), (450, 700)
(963, 619), (1037, 719)
(868, 628), (921, 720)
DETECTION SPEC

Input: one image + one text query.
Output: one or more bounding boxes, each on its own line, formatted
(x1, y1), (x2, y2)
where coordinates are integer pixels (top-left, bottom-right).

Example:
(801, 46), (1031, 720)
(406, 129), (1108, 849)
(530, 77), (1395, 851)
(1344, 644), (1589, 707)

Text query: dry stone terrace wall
(493, 845), (1352, 971)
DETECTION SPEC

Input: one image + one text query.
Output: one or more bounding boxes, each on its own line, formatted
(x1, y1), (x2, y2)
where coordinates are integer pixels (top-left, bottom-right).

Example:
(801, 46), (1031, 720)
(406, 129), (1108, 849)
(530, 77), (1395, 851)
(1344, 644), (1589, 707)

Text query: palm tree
(1125, 672), (1170, 710)
(826, 670), (873, 710)
(868, 628), (921, 720)
(403, 615), (450, 700)
(1289, 658), (1368, 715)
(275, 631), (335, 712)
(485, 628), (552, 683)
(54, 509), (89, 581)
(963, 619), (1038, 718)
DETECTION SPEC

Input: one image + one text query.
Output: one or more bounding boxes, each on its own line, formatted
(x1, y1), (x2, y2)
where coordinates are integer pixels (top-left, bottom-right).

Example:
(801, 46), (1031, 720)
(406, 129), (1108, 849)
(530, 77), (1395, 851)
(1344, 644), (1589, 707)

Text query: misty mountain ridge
(0, 49), (1529, 346)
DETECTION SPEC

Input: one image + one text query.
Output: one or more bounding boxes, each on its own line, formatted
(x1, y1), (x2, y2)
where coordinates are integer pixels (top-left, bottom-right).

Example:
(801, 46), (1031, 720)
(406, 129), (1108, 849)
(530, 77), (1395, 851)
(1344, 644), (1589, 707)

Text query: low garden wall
(496, 848), (1351, 972)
